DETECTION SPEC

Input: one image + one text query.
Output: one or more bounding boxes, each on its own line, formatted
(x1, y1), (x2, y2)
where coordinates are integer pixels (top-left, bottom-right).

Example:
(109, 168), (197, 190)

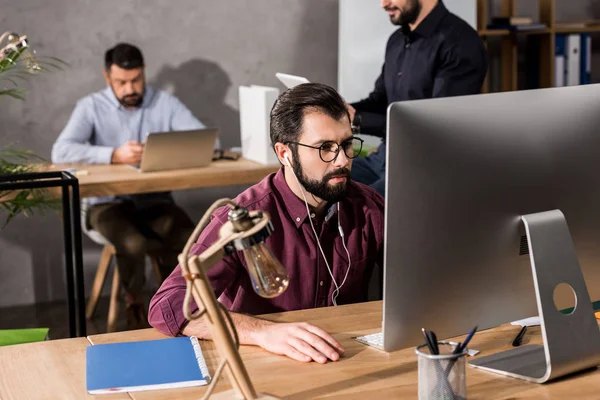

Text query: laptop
(275, 73), (310, 89)
(129, 128), (219, 173)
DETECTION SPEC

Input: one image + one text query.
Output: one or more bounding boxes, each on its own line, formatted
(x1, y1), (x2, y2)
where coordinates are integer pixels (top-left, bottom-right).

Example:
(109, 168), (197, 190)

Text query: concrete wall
(0, 0), (338, 307)
(1, 0), (598, 307)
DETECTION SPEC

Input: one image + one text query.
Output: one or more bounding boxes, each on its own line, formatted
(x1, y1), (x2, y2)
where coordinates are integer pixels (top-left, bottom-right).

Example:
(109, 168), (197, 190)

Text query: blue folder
(86, 336), (210, 394)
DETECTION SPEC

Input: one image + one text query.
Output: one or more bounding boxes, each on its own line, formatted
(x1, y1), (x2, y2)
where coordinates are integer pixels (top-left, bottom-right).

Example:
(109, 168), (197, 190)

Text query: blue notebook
(86, 336), (210, 394)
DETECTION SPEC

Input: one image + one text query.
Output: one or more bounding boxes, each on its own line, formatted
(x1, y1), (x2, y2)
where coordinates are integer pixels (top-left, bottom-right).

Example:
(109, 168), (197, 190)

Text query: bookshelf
(476, 0), (598, 92)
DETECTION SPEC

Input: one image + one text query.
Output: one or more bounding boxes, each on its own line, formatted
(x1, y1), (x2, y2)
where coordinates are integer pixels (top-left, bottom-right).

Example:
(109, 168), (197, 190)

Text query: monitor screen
(383, 84), (600, 351)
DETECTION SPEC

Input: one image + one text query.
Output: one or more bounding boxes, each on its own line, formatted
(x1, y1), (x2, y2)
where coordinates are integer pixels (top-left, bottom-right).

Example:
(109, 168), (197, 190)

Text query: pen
(452, 341), (463, 355)
(444, 325), (478, 376)
(512, 325), (527, 347)
(422, 328), (437, 355)
(459, 325), (478, 353)
(422, 329), (455, 400)
(429, 330), (440, 355)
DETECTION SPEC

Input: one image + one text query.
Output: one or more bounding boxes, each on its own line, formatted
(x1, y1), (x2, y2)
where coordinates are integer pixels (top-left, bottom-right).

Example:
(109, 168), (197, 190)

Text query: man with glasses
(149, 83), (384, 364)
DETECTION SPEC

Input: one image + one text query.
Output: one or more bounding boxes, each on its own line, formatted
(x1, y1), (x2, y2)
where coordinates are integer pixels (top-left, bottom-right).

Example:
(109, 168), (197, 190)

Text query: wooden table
(49, 158), (280, 198)
(0, 338), (129, 400)
(1, 301), (599, 399)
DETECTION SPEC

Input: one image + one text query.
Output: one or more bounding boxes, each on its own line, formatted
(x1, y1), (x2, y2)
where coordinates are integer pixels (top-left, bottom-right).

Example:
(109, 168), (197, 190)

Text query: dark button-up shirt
(148, 169), (385, 336)
(352, 1), (488, 137)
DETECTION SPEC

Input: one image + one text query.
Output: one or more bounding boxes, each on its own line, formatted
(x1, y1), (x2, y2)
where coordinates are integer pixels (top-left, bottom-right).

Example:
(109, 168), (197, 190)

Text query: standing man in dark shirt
(348, 0), (488, 196)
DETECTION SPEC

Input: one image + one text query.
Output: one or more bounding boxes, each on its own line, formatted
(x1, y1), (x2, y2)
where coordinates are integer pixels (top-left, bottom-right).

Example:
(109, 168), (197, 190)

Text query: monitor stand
(469, 209), (600, 383)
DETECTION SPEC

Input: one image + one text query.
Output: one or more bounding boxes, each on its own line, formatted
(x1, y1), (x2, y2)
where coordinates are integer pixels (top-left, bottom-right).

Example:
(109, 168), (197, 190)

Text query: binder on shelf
(491, 16), (534, 25)
(566, 34), (581, 86)
(486, 22), (547, 31)
(580, 33), (592, 85)
(525, 36), (541, 89)
(555, 34), (566, 87)
(239, 85), (280, 165)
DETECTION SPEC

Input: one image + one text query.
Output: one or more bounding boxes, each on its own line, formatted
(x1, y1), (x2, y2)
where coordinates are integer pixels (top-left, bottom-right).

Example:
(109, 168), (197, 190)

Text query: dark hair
(104, 43), (144, 71)
(270, 82), (350, 147)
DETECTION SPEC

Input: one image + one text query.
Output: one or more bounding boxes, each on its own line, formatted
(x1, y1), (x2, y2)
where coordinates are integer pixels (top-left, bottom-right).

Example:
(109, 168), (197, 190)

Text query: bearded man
(52, 43), (211, 329)
(149, 83), (384, 364)
(348, 0), (488, 197)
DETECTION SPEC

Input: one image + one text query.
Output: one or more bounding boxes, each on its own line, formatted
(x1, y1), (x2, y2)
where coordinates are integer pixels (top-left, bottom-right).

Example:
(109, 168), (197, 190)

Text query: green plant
(0, 31), (67, 228)
(1, 32), (67, 99)
(0, 146), (61, 228)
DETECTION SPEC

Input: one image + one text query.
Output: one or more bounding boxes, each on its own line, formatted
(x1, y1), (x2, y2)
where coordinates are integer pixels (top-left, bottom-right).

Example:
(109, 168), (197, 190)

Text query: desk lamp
(179, 198), (289, 399)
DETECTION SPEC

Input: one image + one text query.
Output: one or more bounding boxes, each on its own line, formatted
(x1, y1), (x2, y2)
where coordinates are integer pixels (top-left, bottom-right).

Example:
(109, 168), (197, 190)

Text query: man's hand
(251, 322), (345, 364)
(111, 140), (144, 164)
(346, 103), (356, 124)
(182, 311), (344, 364)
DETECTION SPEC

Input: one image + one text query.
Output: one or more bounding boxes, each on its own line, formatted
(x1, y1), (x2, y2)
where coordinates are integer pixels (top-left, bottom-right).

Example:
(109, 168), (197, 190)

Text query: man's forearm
(181, 310), (274, 345)
(181, 309), (345, 364)
(51, 140), (115, 165)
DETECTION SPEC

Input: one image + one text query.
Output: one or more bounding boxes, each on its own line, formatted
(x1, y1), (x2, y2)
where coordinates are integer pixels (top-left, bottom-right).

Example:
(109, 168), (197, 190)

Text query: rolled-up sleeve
(51, 98), (115, 164)
(148, 209), (240, 336)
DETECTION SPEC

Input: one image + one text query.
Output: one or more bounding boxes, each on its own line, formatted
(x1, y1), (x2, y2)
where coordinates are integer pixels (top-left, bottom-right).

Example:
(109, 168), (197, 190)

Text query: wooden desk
(87, 302), (600, 399)
(50, 158), (279, 198)
(2, 302), (599, 399)
(0, 338), (129, 400)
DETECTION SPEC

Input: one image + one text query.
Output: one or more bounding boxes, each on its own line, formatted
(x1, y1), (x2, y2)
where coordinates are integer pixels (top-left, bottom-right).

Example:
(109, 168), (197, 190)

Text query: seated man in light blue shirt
(52, 42), (209, 329)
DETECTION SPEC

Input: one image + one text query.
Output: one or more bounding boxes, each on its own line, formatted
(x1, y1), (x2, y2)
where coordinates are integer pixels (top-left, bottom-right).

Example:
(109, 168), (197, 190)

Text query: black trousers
(88, 201), (194, 298)
(351, 142), (386, 197)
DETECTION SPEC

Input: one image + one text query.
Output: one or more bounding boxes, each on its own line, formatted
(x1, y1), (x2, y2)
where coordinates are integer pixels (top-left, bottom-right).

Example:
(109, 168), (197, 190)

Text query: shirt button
(397, 72), (403, 77)
(296, 217), (301, 222)
(320, 281), (324, 286)
(310, 213), (315, 218)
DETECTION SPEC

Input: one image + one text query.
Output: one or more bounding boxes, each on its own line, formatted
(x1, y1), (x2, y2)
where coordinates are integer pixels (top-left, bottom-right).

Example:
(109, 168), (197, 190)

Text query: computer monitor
(381, 84), (600, 353)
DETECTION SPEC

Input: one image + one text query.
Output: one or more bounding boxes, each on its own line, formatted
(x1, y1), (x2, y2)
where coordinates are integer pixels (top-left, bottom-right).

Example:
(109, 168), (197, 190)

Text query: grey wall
(1, 0), (599, 308)
(0, 0), (338, 307)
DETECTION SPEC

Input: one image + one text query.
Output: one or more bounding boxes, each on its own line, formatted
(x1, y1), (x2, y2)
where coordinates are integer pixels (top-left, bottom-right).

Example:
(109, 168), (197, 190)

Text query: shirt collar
(272, 168), (339, 229)
(406, 0), (448, 39)
(104, 85), (155, 110)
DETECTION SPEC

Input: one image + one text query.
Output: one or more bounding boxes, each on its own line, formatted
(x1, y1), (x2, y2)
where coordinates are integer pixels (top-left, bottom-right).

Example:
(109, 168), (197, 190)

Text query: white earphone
(284, 153), (352, 306)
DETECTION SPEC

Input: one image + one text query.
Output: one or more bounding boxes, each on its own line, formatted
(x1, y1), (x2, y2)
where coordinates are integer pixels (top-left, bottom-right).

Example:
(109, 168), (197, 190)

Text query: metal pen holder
(415, 341), (468, 400)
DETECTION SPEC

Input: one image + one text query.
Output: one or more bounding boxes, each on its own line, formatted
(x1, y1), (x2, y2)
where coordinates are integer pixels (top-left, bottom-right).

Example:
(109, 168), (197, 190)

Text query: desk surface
(49, 158), (279, 198)
(0, 338), (129, 400)
(2, 301), (600, 399)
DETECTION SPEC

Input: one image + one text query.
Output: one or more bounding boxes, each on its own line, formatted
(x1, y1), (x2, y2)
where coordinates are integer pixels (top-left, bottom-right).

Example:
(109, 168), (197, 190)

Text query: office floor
(0, 293), (152, 339)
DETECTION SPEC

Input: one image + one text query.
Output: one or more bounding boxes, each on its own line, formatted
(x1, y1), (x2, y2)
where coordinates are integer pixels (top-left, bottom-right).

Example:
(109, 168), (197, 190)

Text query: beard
(118, 92), (144, 107)
(386, 0), (422, 26)
(292, 160), (351, 204)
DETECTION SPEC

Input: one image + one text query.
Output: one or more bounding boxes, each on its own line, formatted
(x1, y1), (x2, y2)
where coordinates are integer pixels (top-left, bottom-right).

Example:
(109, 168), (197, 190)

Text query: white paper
(510, 316), (540, 327)
(239, 85), (280, 165)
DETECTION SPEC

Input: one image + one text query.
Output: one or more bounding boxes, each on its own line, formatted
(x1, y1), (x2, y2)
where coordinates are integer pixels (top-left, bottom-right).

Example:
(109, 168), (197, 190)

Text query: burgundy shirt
(148, 168), (385, 336)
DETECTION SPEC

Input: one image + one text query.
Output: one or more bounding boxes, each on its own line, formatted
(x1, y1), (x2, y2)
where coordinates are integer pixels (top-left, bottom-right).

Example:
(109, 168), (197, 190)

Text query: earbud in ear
(284, 154), (291, 167)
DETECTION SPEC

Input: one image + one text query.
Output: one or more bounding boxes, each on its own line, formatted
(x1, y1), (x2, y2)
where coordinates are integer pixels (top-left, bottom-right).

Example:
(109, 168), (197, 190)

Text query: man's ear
(273, 142), (291, 166)
(102, 68), (111, 86)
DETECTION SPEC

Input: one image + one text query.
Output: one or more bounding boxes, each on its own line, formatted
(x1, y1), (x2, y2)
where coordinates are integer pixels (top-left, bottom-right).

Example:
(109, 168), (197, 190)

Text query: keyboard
(354, 331), (480, 356)
(354, 331), (384, 350)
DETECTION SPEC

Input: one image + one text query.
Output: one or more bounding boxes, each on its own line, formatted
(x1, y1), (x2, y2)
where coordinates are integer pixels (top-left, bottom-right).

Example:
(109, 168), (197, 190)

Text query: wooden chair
(81, 199), (162, 333)
(85, 244), (163, 332)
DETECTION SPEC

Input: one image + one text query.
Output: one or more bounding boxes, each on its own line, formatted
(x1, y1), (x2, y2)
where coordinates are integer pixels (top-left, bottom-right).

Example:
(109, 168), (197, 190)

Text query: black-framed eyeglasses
(286, 137), (364, 163)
